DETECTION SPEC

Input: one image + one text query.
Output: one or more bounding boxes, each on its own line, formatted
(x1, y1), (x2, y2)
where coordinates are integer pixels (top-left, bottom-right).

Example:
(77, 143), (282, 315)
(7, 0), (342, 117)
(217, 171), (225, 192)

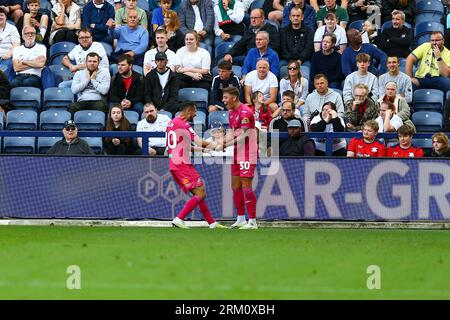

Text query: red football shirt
(387, 145), (424, 158)
(347, 137), (387, 157)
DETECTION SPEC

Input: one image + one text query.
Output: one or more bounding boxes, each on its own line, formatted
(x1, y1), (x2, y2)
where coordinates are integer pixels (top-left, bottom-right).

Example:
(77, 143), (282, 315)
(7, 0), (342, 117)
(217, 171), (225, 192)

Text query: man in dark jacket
(177, 0), (214, 46)
(144, 52), (179, 115)
(208, 60), (241, 112)
(223, 8), (280, 66)
(47, 120), (95, 155)
(280, 6), (314, 66)
(82, 0), (115, 44)
(109, 54), (144, 115)
(279, 119), (315, 156)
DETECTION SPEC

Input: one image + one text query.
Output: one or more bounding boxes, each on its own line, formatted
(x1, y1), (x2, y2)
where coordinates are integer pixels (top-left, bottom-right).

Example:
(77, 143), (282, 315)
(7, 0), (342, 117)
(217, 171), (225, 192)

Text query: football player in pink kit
(222, 86), (259, 229)
(167, 101), (227, 229)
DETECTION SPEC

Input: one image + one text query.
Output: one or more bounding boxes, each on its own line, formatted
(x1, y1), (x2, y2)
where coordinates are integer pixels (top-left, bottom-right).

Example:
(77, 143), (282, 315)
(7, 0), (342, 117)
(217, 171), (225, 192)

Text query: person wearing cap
(144, 51), (179, 116)
(143, 29), (176, 76)
(279, 119), (315, 156)
(109, 54), (144, 115)
(47, 120), (95, 155)
(0, 6), (20, 68)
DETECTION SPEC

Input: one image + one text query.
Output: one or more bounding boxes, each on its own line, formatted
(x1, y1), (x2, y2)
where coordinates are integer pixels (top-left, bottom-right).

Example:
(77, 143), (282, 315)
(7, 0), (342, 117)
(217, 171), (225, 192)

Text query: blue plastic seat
(348, 20), (365, 31)
(416, 0), (445, 15)
(9, 87), (42, 111)
(84, 137), (103, 154)
(37, 136), (60, 154)
(415, 12), (444, 26)
(49, 41), (76, 65)
(413, 89), (444, 112)
(414, 21), (445, 40)
(100, 42), (113, 57)
(124, 110), (140, 130)
(157, 110), (173, 120)
(40, 109), (72, 130)
(6, 109), (38, 130)
(74, 110), (105, 131)
(214, 42), (235, 64)
(48, 65), (74, 86)
(208, 111), (229, 128)
(411, 111), (443, 132)
(43, 87), (74, 110)
(178, 88), (209, 113)
(412, 138), (433, 154)
(0, 114), (3, 130)
(3, 137), (35, 154)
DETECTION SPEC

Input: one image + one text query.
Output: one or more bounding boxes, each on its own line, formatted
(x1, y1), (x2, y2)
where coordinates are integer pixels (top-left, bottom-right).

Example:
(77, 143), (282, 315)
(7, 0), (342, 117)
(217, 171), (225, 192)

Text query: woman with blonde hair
(279, 60), (309, 111)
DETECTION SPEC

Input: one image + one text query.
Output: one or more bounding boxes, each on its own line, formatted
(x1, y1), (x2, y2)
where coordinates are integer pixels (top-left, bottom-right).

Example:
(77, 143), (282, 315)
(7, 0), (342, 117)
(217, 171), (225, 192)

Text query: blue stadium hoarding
(0, 156), (449, 221)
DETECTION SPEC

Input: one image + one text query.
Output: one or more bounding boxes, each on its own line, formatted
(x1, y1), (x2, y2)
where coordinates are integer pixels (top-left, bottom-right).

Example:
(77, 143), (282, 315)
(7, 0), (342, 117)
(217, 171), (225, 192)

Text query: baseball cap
(287, 119), (301, 128)
(155, 52), (168, 61)
(64, 120), (77, 129)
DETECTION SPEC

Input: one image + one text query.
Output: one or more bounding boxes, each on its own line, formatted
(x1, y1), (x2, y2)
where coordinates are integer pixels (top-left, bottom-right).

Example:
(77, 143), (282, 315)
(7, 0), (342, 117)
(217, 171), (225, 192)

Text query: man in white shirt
(244, 59), (278, 113)
(10, 25), (46, 88)
(136, 103), (172, 155)
(0, 7), (20, 68)
(143, 29), (176, 76)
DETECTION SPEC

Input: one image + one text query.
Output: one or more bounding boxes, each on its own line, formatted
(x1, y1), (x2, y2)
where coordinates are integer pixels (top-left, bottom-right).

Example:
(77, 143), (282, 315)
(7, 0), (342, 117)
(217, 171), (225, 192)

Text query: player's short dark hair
(217, 60), (232, 71)
(397, 124), (415, 136)
(180, 101), (196, 112)
(118, 54), (134, 65)
(222, 86), (240, 98)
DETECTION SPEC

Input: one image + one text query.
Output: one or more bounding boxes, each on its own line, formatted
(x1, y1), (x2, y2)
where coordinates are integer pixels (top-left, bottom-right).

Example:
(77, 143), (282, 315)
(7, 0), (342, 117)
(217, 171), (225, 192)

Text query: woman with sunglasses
(279, 60), (309, 113)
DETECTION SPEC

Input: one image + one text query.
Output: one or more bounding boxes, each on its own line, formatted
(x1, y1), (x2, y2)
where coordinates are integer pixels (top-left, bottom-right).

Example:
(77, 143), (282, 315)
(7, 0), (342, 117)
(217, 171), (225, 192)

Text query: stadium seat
(208, 111), (229, 128)
(413, 138), (433, 154)
(199, 42), (213, 58)
(348, 20), (365, 31)
(43, 87), (74, 110)
(9, 87), (42, 111)
(413, 89), (444, 112)
(214, 42), (235, 64)
(137, 0), (150, 11)
(416, 0), (445, 15)
(124, 110), (140, 130)
(74, 110), (105, 131)
(157, 110), (173, 119)
(49, 41), (76, 66)
(333, 88), (344, 98)
(250, 0), (264, 10)
(381, 21), (412, 32)
(37, 136), (59, 154)
(300, 65), (310, 81)
(6, 109), (38, 130)
(39, 109), (72, 130)
(178, 88), (209, 113)
(212, 65), (242, 78)
(414, 22), (445, 40)
(411, 111), (443, 132)
(416, 34), (432, 47)
(48, 65), (73, 86)
(415, 12), (444, 26)
(0, 114), (3, 130)
(100, 42), (113, 57)
(3, 137), (35, 154)
(84, 137), (103, 154)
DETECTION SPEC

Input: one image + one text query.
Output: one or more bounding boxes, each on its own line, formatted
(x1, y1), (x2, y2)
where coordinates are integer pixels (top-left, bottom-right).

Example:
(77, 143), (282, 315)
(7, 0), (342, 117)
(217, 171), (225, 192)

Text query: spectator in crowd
(342, 52), (378, 103)
(0, 69), (10, 123)
(143, 29), (176, 76)
(223, 8), (280, 66)
(406, 31), (450, 93)
(177, 0), (214, 47)
(377, 10), (413, 67)
(427, 132), (450, 157)
(47, 120), (95, 155)
(151, 0), (172, 31)
(201, 121), (234, 157)
(159, 10), (184, 52)
(280, 6), (314, 67)
(341, 28), (387, 77)
(387, 124), (424, 158)
(261, 0), (285, 24)
(10, 25), (46, 89)
(279, 119), (315, 156)
(377, 81), (413, 129)
(109, 54), (144, 115)
(241, 30), (279, 80)
(347, 0), (380, 24)
(244, 59), (278, 113)
(375, 100), (403, 147)
(314, 12), (347, 54)
(378, 55), (412, 103)
(104, 105), (134, 155)
(303, 73), (344, 123)
(115, 0), (147, 29)
(347, 119), (386, 157)
(62, 28), (109, 74)
(174, 30), (212, 90)
(310, 0), (349, 12)
(360, 19), (379, 45)
(345, 83), (379, 132)
(82, 0), (115, 44)
(136, 103), (171, 155)
(316, 0), (348, 28)
(70, 52), (111, 114)
(248, 90), (272, 129)
(0, 0), (23, 24)
(381, 0), (415, 25)
(282, 0), (316, 30)
(310, 32), (343, 91)
(50, 0), (81, 44)
(0, 7), (20, 68)
(149, 0), (181, 11)
(310, 101), (346, 156)
(208, 59), (240, 113)
(19, 0), (49, 43)
(279, 60), (309, 112)
(144, 52), (179, 115)
(111, 9), (148, 66)
(213, 0), (245, 47)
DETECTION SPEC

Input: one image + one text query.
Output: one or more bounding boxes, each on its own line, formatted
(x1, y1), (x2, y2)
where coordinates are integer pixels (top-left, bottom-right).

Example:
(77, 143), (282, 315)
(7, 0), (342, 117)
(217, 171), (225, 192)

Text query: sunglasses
(288, 67), (298, 70)
(65, 127), (77, 131)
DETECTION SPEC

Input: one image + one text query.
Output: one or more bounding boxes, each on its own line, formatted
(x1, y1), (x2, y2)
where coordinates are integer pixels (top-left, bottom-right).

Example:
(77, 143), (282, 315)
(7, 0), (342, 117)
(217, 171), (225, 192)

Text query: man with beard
(136, 102), (171, 155)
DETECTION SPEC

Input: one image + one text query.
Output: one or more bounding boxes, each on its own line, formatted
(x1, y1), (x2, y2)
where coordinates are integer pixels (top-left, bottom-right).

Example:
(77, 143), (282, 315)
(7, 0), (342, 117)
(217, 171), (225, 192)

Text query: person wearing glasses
(47, 120), (95, 155)
(10, 25), (46, 89)
(345, 83), (378, 132)
(279, 60), (309, 116)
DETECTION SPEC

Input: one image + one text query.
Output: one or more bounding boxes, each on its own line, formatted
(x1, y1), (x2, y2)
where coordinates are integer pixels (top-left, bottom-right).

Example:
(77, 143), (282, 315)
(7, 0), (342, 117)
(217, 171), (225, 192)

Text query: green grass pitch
(0, 226), (449, 299)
